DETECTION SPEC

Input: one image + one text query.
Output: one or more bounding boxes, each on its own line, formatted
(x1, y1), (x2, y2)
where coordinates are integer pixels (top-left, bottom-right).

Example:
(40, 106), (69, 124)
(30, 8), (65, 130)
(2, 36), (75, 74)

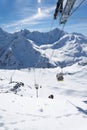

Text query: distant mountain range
(0, 27), (87, 69)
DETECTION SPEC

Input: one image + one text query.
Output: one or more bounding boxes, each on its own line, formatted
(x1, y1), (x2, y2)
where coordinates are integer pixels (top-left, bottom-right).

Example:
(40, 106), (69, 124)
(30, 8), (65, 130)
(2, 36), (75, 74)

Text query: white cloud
(3, 13), (46, 28)
(3, 6), (55, 30)
(38, 8), (41, 14)
(38, 0), (41, 3)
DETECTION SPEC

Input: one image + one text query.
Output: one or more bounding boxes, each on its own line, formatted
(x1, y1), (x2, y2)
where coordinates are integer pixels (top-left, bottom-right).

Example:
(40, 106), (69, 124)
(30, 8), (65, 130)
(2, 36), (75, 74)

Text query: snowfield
(0, 63), (87, 130)
(0, 27), (87, 129)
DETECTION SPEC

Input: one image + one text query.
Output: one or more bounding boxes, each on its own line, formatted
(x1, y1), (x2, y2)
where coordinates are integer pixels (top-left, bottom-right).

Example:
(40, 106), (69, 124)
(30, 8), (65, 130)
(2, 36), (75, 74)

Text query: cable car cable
(33, 0), (86, 84)
(33, 19), (55, 87)
(70, 0), (86, 17)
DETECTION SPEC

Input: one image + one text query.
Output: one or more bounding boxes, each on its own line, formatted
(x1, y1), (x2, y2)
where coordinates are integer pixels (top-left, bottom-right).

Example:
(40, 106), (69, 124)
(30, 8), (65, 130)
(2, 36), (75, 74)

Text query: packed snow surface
(0, 64), (87, 130)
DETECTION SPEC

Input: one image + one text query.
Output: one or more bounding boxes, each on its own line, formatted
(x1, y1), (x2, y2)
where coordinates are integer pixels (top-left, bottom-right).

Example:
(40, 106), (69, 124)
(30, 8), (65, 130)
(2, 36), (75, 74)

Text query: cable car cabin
(56, 72), (64, 81)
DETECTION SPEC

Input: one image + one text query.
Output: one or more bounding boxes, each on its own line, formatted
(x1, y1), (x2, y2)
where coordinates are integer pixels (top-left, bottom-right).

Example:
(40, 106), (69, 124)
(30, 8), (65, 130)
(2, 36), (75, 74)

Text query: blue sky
(0, 0), (87, 35)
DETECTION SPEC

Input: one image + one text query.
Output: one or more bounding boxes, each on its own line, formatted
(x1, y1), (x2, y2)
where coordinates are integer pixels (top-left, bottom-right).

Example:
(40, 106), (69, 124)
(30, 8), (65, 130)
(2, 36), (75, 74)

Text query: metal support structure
(54, 0), (64, 19)
(60, 0), (77, 24)
(35, 84), (39, 98)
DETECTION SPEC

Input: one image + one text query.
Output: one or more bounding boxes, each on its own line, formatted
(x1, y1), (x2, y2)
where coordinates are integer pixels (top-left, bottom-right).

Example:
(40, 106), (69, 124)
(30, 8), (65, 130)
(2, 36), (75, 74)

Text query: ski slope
(0, 63), (87, 130)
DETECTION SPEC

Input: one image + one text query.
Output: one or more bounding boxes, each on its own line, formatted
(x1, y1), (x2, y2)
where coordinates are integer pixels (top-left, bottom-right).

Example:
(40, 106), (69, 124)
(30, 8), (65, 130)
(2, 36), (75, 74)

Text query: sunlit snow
(0, 27), (87, 130)
(0, 64), (87, 130)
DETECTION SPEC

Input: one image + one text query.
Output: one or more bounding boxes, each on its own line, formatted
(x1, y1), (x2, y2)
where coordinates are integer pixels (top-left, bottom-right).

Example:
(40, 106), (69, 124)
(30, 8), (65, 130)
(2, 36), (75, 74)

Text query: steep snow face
(0, 27), (87, 69)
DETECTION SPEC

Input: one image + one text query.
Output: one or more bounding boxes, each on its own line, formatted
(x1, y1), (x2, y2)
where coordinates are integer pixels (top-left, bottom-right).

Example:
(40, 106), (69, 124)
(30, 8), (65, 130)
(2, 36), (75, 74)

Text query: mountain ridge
(0, 27), (87, 69)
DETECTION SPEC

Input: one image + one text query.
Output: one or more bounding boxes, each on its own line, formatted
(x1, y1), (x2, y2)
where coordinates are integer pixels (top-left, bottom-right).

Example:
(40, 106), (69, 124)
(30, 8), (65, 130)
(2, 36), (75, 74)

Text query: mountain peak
(0, 27), (87, 69)
(0, 27), (10, 36)
(0, 27), (5, 34)
(21, 29), (30, 33)
(16, 28), (66, 45)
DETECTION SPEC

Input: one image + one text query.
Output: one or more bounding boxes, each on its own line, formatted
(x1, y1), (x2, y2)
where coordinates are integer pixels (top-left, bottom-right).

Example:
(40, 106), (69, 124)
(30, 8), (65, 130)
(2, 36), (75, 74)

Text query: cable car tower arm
(60, 0), (77, 24)
(54, 0), (64, 19)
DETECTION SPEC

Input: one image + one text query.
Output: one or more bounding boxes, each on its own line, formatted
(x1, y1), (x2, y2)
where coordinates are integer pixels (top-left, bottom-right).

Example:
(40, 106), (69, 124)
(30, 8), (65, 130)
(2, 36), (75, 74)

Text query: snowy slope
(0, 64), (87, 130)
(41, 33), (87, 67)
(0, 31), (51, 68)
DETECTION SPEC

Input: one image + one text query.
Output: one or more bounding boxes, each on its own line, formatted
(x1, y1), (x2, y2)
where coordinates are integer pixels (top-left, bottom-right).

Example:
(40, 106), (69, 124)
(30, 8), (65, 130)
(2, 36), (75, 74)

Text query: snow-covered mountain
(49, 33), (87, 67)
(14, 28), (65, 45)
(0, 27), (87, 69)
(0, 27), (87, 130)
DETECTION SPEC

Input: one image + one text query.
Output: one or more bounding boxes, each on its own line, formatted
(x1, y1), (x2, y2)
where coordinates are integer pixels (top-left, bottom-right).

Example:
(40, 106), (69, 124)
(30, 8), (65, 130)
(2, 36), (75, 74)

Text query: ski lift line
(49, 23), (66, 68)
(62, 0), (86, 24)
(70, 0), (86, 18)
(33, 19), (55, 68)
(41, 19), (55, 62)
(32, 8), (55, 87)
(59, 0), (86, 24)
(33, 68), (36, 86)
(35, 19), (65, 69)
(33, 16), (55, 68)
(50, 0), (86, 81)
(33, 19), (55, 88)
(47, 19), (55, 44)
(69, 17), (87, 20)
(10, 70), (16, 83)
(34, 20), (56, 88)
